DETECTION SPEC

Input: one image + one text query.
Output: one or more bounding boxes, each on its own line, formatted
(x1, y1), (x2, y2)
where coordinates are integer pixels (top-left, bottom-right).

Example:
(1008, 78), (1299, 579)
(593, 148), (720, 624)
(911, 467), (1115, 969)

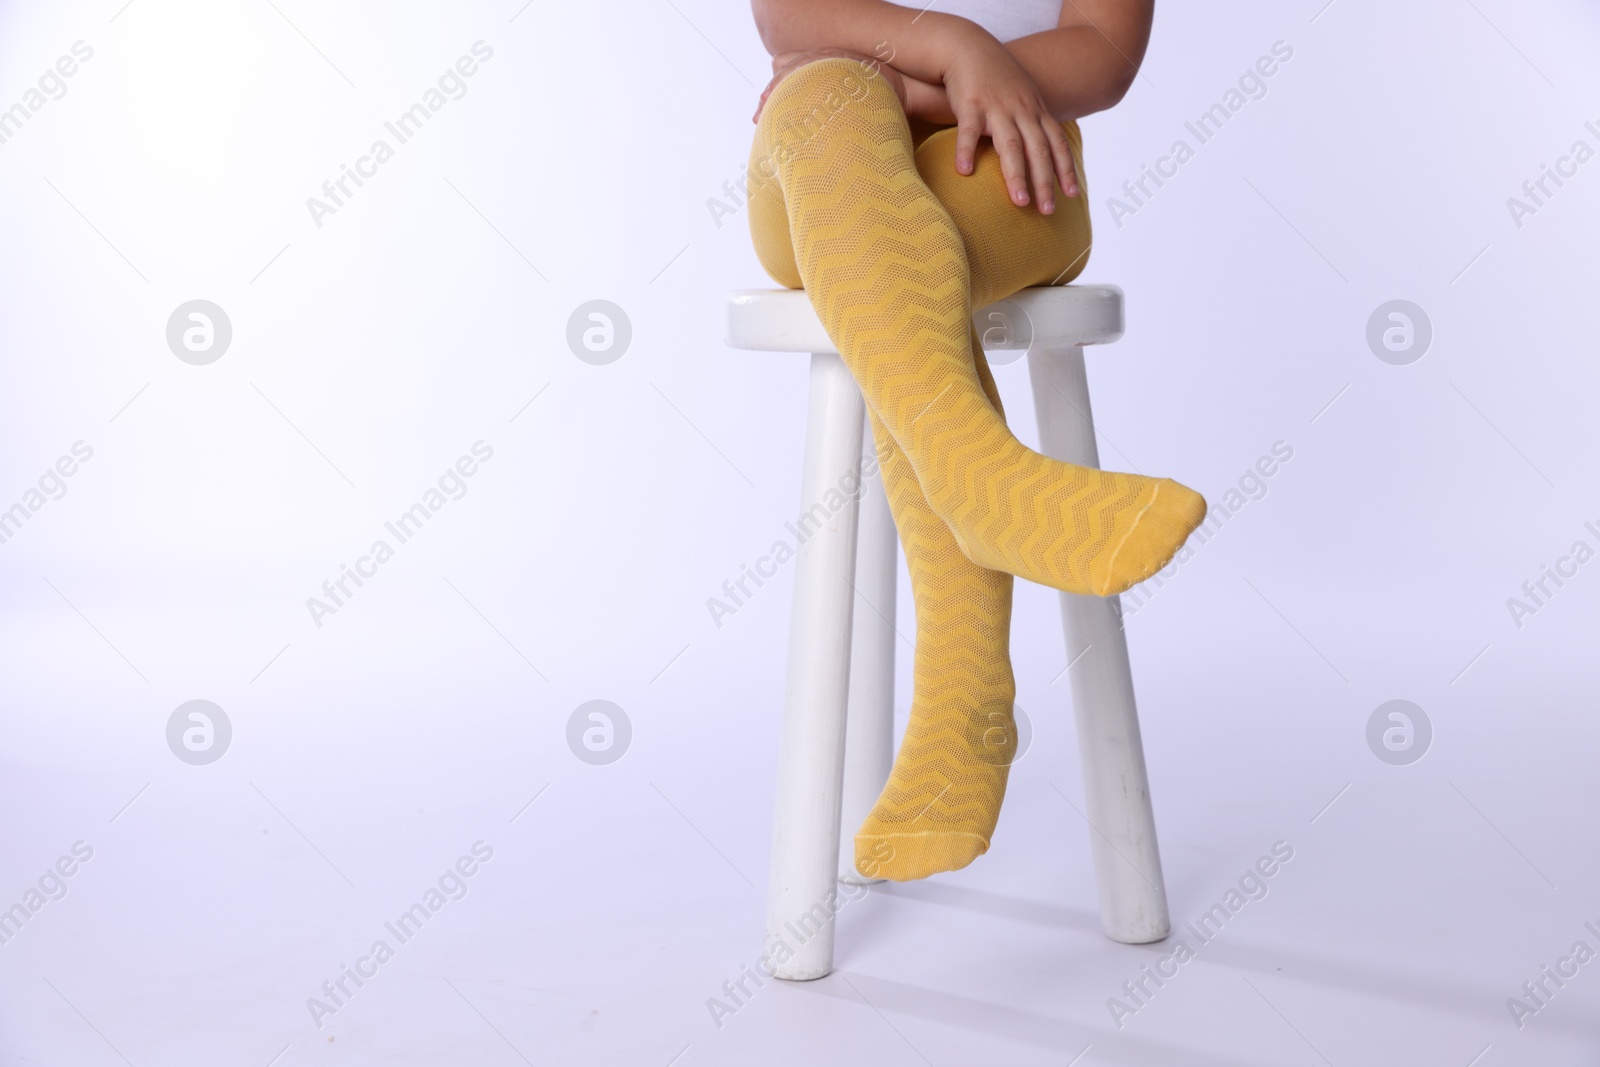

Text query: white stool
(724, 285), (1170, 981)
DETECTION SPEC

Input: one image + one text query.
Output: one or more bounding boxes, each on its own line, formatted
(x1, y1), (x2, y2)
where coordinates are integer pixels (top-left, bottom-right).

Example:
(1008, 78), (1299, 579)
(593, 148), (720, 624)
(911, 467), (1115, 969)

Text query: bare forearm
(1005, 25), (1148, 119)
(751, 0), (982, 85)
(903, 27), (1142, 124)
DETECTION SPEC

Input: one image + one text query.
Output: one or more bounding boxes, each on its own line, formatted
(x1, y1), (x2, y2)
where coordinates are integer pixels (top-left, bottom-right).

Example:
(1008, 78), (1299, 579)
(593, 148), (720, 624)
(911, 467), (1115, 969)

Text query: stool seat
(725, 284), (1125, 353)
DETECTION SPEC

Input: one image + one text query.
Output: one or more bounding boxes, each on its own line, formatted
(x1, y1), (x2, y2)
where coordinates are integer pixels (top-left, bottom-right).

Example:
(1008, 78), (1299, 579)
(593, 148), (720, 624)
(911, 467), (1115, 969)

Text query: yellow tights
(748, 57), (1204, 881)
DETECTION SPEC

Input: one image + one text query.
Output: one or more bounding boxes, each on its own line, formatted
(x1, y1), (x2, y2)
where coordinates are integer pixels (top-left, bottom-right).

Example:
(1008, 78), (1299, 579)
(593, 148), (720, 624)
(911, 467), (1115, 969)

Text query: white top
(930, 0), (1063, 41)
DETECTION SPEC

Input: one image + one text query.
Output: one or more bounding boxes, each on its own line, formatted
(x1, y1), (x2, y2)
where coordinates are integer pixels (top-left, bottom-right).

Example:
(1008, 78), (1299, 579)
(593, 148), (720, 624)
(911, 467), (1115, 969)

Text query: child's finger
(1018, 118), (1058, 213)
(987, 113), (1032, 206)
(953, 103), (984, 176)
(1045, 119), (1078, 198)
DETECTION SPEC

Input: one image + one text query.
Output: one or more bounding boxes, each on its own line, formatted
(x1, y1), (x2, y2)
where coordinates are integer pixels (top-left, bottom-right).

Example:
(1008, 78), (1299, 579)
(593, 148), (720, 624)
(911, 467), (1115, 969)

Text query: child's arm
(891, 3), (1153, 123)
(1008, 2), (1155, 120)
(753, 0), (1151, 120)
(752, 0), (1153, 212)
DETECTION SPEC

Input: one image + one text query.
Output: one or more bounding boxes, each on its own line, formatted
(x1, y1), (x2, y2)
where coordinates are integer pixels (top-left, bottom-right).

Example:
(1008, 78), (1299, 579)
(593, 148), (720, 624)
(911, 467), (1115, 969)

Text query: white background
(2, 0), (1599, 1063)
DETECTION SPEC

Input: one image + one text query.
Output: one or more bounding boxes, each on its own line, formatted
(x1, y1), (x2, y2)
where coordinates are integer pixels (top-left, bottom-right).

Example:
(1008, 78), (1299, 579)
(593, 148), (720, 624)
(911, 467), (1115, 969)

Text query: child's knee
(914, 126), (1004, 205)
(761, 56), (898, 132)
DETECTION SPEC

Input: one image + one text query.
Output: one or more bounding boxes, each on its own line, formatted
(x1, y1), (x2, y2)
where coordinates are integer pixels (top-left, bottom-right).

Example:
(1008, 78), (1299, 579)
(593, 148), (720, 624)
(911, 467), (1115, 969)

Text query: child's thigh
(913, 123), (1093, 305)
(745, 135), (803, 290)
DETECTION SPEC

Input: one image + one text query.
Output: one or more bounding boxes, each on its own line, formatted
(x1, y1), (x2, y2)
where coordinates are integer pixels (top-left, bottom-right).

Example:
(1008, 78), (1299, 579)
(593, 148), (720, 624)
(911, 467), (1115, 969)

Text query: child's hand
(939, 30), (1080, 212)
(753, 48), (907, 123)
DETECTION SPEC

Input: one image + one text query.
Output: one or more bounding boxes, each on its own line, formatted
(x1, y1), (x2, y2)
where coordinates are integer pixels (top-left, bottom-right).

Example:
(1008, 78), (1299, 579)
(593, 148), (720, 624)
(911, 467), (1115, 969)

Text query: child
(746, 0), (1203, 881)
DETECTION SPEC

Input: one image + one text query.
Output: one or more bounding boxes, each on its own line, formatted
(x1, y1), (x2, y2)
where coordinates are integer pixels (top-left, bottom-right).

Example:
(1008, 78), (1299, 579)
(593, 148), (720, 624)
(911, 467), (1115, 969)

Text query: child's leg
(850, 351), (1018, 881)
(845, 125), (1106, 880)
(749, 88), (1025, 879)
(751, 176), (1020, 878)
(748, 56), (1204, 598)
(844, 123), (1098, 879)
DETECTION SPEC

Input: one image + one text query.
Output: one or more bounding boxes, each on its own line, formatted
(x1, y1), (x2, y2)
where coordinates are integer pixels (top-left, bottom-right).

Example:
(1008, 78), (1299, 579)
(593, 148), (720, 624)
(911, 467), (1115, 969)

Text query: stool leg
(1026, 342), (1171, 945)
(838, 412), (897, 885)
(766, 352), (865, 980)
